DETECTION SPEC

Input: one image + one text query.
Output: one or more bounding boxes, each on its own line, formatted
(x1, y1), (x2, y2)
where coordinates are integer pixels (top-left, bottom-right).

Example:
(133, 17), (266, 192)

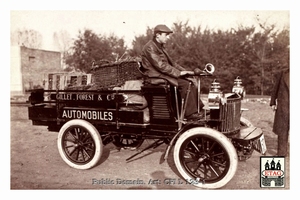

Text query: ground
(10, 100), (290, 190)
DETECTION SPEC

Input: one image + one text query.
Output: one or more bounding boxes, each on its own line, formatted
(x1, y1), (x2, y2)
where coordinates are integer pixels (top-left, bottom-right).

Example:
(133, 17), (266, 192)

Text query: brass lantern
(232, 76), (245, 99)
(208, 79), (223, 108)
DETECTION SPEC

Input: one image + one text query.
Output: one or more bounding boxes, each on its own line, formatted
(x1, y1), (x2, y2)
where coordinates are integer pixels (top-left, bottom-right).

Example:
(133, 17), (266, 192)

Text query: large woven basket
(89, 58), (143, 90)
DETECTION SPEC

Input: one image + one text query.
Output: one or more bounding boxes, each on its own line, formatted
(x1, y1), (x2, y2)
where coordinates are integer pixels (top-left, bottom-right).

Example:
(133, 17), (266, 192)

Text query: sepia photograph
(6, 0), (297, 197)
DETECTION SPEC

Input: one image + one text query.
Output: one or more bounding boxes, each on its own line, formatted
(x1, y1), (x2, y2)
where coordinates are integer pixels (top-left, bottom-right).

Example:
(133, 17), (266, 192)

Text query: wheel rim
(179, 135), (230, 184)
(61, 125), (96, 164)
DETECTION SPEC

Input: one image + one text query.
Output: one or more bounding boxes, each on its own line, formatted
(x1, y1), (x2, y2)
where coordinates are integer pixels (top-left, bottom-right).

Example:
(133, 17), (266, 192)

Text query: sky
(10, 10), (290, 51)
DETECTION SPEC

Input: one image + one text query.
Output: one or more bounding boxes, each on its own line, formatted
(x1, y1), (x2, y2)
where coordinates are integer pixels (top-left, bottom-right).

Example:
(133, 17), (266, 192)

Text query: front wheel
(57, 119), (103, 169)
(173, 127), (238, 189)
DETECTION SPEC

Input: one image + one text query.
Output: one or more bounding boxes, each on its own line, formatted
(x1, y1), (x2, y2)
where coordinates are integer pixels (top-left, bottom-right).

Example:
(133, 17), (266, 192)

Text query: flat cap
(154, 24), (173, 33)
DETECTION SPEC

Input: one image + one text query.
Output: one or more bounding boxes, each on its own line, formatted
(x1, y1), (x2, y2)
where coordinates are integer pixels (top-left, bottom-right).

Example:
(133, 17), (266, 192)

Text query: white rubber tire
(57, 119), (103, 170)
(173, 127), (238, 189)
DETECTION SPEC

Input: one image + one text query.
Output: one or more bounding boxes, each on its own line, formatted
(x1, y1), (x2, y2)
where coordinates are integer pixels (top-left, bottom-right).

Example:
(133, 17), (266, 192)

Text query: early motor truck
(27, 61), (266, 189)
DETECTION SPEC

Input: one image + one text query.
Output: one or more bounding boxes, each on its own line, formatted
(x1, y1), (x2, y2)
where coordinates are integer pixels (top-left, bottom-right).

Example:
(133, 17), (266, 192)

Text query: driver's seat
(137, 62), (169, 86)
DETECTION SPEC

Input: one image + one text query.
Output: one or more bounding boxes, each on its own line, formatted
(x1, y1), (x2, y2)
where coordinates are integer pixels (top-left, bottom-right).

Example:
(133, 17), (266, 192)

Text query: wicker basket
(89, 58), (143, 90)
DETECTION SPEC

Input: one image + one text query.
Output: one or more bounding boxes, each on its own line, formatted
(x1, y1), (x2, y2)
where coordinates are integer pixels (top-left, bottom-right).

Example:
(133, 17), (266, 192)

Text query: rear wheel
(173, 127), (238, 189)
(57, 119), (103, 169)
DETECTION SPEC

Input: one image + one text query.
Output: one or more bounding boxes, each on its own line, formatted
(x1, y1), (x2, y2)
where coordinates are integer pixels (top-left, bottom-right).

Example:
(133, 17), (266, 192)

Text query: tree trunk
(261, 62), (264, 95)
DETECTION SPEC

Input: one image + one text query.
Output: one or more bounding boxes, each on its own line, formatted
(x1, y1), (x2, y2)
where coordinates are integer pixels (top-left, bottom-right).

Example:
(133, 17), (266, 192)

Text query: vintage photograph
(9, 6), (292, 193)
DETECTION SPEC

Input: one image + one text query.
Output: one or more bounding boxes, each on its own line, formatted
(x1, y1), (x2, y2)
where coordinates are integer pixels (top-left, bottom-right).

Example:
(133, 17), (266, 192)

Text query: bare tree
(53, 30), (72, 53)
(53, 30), (73, 68)
(253, 16), (277, 95)
(11, 28), (43, 49)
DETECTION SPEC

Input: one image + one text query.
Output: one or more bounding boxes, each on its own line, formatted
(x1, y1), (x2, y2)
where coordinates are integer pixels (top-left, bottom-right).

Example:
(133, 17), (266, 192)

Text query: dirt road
(10, 102), (289, 190)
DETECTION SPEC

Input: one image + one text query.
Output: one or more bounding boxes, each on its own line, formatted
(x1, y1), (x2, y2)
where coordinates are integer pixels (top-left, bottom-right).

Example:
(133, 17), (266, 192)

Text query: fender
(162, 122), (206, 160)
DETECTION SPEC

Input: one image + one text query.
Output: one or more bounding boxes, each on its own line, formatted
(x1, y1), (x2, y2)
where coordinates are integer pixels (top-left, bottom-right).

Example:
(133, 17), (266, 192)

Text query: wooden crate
(47, 73), (92, 90)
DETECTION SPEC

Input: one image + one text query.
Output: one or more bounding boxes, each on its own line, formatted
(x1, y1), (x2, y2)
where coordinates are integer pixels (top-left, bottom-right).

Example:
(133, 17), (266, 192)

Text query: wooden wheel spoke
(68, 147), (77, 156)
(190, 140), (200, 153)
(74, 128), (79, 140)
(64, 138), (76, 143)
(207, 141), (216, 153)
(203, 164), (208, 179)
(208, 164), (221, 177)
(75, 148), (80, 161)
(82, 148), (91, 159)
(211, 160), (226, 168)
(82, 133), (91, 143)
(201, 138), (205, 151)
(83, 145), (94, 152)
(65, 144), (75, 148)
(68, 131), (77, 140)
(80, 149), (85, 161)
(210, 152), (225, 157)
(191, 163), (202, 173)
(82, 141), (93, 146)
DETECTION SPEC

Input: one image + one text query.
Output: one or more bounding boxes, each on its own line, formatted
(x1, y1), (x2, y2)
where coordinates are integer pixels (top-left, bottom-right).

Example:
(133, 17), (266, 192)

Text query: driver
(141, 24), (204, 120)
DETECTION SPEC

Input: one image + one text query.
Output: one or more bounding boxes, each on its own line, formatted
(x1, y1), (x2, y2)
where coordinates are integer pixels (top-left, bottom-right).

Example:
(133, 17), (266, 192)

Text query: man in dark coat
(270, 68), (289, 156)
(141, 24), (204, 120)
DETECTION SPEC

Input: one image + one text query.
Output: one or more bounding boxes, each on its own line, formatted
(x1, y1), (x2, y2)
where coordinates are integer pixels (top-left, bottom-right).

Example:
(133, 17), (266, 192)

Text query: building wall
(11, 46), (63, 93)
(19, 46), (62, 92)
(10, 46), (23, 95)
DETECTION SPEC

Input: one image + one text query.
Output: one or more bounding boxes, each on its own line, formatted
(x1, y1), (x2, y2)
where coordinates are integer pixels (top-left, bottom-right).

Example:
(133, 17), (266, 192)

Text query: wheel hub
(74, 140), (83, 147)
(198, 154), (209, 163)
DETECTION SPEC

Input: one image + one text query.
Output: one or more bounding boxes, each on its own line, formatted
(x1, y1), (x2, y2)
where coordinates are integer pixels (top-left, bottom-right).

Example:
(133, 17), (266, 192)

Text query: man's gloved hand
(180, 71), (194, 76)
(180, 71), (198, 86)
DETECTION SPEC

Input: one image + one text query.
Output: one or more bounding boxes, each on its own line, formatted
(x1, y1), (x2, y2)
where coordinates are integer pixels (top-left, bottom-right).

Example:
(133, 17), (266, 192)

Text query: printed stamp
(260, 156), (285, 188)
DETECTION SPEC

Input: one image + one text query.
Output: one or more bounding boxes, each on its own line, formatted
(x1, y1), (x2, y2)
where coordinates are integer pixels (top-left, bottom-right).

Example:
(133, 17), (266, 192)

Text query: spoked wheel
(174, 127), (238, 189)
(113, 134), (144, 150)
(57, 119), (103, 169)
